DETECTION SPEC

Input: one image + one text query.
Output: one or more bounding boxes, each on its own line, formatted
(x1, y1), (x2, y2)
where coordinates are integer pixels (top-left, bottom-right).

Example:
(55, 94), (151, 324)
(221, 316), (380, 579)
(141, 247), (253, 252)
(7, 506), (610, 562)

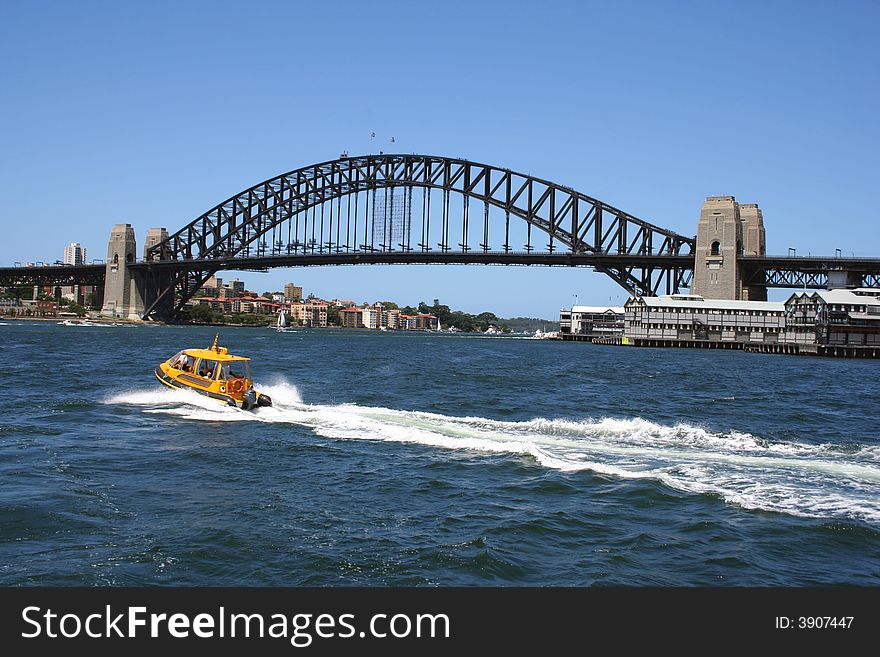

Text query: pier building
(559, 306), (625, 341)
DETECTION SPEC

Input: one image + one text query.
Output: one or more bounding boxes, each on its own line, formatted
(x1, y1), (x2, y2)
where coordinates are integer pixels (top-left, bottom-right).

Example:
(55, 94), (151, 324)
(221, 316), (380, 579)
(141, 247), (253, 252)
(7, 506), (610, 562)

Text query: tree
(68, 303), (86, 317)
(327, 306), (342, 326)
(377, 301), (398, 309)
(190, 304), (216, 323)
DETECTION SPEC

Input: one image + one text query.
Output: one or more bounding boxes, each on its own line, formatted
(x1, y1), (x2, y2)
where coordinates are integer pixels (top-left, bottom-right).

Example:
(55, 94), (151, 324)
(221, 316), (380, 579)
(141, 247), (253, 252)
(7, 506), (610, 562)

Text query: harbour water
(1, 320), (878, 585)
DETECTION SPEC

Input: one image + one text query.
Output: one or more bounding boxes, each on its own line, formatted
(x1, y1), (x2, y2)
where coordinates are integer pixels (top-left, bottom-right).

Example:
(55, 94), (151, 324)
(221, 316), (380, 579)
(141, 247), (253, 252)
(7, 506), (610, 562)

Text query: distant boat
(531, 328), (559, 340)
(276, 311), (294, 333)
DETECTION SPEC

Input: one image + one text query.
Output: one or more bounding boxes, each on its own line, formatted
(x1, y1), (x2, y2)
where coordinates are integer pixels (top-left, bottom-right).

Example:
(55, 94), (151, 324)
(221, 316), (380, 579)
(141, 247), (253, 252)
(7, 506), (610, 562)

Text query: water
(1, 321), (878, 585)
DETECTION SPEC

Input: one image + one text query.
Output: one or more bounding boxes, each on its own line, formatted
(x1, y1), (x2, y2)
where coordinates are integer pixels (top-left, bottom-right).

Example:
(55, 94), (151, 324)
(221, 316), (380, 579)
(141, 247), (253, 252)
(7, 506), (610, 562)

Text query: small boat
(276, 310), (294, 333)
(154, 335), (272, 410)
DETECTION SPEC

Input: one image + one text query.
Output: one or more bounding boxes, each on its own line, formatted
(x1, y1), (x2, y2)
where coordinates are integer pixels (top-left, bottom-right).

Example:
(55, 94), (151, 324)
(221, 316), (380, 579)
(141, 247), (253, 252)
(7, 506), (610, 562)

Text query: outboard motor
(242, 389), (258, 411)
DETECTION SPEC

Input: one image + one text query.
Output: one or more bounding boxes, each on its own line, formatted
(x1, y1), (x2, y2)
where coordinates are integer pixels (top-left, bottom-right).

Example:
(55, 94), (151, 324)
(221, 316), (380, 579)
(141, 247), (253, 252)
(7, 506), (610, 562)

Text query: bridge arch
(143, 154), (695, 319)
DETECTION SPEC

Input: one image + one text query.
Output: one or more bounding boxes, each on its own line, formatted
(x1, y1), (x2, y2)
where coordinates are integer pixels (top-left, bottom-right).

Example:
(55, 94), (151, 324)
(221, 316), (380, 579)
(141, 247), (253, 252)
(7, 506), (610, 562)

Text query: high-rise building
(62, 242), (87, 303)
(63, 242), (87, 265)
(284, 283), (303, 301)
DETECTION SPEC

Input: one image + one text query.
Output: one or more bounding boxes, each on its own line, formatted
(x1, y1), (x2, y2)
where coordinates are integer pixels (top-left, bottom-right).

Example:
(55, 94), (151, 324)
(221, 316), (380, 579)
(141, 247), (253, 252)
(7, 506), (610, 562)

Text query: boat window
(171, 352), (194, 372)
(197, 359), (218, 379)
(218, 361), (251, 380)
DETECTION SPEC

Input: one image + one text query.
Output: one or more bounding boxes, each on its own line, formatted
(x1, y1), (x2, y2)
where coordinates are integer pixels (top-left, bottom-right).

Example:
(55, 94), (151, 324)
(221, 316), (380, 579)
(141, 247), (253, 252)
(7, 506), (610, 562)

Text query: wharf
(590, 336), (879, 358)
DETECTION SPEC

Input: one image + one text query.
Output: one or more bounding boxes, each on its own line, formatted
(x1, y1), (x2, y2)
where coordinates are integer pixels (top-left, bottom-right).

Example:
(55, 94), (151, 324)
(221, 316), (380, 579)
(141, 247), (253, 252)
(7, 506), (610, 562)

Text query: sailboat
(276, 311), (294, 333)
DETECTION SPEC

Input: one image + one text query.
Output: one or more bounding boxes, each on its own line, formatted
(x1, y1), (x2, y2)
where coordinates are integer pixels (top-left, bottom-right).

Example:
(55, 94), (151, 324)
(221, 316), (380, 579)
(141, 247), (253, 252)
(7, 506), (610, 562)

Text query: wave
(106, 380), (880, 524)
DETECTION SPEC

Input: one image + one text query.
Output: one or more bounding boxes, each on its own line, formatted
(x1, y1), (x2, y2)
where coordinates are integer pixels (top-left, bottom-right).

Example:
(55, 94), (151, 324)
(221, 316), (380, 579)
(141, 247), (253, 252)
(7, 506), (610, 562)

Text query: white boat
(276, 311), (294, 332)
(531, 327), (559, 340)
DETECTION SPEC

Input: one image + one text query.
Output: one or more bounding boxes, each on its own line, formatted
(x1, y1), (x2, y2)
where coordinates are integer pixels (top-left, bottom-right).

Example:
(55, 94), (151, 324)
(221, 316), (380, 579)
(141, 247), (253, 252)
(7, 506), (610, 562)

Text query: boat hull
(154, 366), (271, 410)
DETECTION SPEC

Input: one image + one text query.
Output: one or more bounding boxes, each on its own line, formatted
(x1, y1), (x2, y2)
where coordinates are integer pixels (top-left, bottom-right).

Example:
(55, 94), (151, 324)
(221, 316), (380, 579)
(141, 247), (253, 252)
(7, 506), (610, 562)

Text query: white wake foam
(107, 381), (880, 524)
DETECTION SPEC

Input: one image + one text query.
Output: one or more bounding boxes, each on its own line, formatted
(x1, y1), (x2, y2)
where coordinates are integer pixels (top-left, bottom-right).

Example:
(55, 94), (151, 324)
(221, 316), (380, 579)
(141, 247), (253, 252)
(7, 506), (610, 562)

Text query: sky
(2, 0), (878, 318)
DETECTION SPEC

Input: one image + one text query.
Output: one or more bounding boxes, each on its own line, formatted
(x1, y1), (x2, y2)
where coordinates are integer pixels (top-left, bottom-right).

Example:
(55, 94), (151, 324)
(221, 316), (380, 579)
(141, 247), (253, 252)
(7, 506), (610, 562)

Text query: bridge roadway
(2, 253), (878, 289)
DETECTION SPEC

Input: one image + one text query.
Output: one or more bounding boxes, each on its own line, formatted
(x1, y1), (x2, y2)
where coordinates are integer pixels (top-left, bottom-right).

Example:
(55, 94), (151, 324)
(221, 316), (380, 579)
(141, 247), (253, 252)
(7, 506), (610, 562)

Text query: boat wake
(107, 380), (880, 524)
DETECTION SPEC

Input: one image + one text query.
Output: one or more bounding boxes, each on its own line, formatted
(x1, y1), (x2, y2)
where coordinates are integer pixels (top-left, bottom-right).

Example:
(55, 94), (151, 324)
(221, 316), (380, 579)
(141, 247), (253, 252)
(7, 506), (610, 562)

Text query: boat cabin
(168, 349), (252, 387)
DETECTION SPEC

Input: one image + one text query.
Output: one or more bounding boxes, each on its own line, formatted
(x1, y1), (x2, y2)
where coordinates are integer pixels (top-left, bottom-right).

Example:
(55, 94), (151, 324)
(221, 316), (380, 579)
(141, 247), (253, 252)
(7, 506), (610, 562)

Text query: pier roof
(631, 295), (785, 312)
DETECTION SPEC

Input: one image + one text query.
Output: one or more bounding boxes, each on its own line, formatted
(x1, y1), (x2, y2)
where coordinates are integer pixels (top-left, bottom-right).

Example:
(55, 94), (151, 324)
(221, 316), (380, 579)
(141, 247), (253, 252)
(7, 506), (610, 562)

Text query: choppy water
(1, 321), (878, 585)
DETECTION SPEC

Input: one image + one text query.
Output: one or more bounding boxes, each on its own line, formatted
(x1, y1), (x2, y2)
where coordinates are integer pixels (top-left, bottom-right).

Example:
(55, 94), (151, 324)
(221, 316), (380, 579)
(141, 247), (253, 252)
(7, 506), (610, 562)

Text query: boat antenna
(211, 334), (219, 352)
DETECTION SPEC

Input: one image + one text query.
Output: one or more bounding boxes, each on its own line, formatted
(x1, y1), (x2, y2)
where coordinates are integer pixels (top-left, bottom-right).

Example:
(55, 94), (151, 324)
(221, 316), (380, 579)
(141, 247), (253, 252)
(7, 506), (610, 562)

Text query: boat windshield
(196, 359), (219, 379)
(218, 361), (251, 380)
(170, 351), (194, 372)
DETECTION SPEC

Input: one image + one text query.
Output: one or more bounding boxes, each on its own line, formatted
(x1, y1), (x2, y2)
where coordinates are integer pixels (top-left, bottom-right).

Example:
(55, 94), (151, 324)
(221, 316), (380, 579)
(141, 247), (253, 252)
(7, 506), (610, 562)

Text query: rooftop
(789, 289), (880, 306)
(630, 294), (786, 312)
(569, 305), (626, 314)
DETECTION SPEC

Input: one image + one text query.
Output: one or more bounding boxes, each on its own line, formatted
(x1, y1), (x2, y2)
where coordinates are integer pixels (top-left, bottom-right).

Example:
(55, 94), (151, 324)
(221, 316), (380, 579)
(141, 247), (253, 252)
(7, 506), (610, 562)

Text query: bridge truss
(141, 154), (695, 319)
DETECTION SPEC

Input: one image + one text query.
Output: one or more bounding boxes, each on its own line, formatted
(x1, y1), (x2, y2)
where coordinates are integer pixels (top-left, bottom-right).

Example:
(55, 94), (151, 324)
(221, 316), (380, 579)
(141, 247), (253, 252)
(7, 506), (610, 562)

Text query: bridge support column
(101, 224), (147, 320)
(691, 196), (766, 300)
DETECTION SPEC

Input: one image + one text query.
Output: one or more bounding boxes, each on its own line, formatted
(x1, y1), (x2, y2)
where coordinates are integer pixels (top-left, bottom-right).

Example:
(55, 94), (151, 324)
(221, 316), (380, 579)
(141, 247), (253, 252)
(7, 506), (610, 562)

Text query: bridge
(1, 153), (879, 320)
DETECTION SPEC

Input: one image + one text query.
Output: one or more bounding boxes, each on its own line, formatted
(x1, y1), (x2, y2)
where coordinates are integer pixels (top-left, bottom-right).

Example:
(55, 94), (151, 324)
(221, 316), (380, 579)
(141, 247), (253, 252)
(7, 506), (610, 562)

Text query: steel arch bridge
(140, 153), (695, 319)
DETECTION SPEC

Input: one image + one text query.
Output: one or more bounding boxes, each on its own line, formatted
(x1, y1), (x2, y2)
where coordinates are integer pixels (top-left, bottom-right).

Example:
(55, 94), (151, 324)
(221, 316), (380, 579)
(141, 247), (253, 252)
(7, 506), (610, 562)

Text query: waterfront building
(229, 279), (245, 294)
(385, 308), (400, 329)
(624, 294), (786, 343)
(398, 314), (416, 330)
(783, 288), (880, 347)
(234, 299), (255, 314)
(194, 297), (232, 313)
(559, 305), (625, 341)
(0, 297), (23, 315)
(415, 313), (440, 330)
(291, 300), (328, 327)
(284, 283), (303, 302)
(362, 306), (379, 330)
(339, 307), (364, 328)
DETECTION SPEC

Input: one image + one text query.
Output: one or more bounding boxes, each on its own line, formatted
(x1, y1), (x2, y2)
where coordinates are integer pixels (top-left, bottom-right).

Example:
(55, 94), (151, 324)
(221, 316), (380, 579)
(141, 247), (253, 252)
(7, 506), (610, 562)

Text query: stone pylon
(101, 224), (138, 319)
(691, 196), (766, 300)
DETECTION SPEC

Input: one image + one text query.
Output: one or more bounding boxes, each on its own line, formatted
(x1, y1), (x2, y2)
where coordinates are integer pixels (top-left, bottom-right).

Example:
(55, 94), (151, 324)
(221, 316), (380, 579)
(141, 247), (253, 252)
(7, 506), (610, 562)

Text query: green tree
(190, 304), (216, 323)
(327, 306), (342, 326)
(68, 302), (86, 317)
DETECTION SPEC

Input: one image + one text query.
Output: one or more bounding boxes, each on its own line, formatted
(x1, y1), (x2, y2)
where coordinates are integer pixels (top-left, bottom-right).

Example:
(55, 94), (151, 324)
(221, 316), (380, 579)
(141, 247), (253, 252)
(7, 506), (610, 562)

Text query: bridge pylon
(101, 224), (172, 320)
(691, 196), (767, 301)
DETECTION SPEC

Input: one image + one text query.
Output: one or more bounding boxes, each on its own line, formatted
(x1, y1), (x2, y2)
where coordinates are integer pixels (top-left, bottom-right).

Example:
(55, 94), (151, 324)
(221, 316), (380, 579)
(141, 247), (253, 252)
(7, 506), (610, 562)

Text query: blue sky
(2, 0), (878, 317)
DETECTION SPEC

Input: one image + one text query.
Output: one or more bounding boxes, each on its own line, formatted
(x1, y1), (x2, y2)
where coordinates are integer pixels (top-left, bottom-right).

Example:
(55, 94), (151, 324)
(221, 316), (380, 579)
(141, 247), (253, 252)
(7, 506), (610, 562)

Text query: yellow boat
(154, 335), (272, 411)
